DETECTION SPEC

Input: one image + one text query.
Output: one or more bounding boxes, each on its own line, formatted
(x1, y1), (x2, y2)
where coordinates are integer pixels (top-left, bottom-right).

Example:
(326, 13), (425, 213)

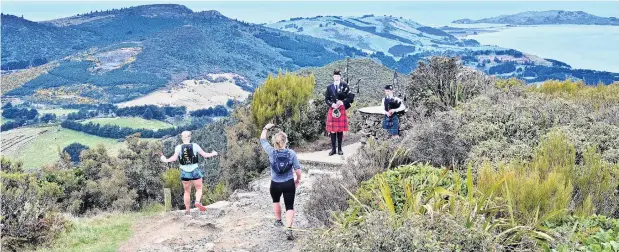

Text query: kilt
(382, 115), (399, 136)
(326, 107), (348, 133)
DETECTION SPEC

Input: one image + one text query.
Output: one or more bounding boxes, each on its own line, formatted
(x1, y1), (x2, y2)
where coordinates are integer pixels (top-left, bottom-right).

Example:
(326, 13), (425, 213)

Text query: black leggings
(270, 179), (296, 211)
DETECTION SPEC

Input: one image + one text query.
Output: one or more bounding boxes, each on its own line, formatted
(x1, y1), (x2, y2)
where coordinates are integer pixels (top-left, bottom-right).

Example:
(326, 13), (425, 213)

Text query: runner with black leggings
(260, 123), (302, 240)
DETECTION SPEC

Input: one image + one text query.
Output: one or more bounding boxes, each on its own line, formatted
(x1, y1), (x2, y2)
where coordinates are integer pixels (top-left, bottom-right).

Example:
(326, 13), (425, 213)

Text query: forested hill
(0, 4), (363, 102)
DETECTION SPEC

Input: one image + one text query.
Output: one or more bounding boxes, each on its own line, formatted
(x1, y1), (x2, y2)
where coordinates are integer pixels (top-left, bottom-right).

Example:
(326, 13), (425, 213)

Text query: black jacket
(324, 82), (354, 110)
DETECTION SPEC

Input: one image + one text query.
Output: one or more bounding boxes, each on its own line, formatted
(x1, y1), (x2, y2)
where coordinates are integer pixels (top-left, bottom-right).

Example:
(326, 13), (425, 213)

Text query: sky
(1, 1), (618, 26)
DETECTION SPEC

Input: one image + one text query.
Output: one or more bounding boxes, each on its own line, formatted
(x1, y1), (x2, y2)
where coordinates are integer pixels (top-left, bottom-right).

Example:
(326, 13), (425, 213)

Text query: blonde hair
(271, 131), (288, 150)
(181, 131), (192, 143)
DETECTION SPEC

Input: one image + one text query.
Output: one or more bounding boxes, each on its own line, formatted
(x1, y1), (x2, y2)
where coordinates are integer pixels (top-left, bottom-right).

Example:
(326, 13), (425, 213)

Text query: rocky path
(118, 144), (358, 252)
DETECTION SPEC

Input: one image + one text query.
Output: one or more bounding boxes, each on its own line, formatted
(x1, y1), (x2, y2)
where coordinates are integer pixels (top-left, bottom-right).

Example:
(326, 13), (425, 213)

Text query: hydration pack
(179, 144), (199, 165)
(271, 150), (293, 174)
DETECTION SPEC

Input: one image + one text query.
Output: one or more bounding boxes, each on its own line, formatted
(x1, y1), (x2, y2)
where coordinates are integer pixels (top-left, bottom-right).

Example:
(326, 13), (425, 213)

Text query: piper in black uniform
(382, 85), (406, 138)
(325, 70), (354, 155)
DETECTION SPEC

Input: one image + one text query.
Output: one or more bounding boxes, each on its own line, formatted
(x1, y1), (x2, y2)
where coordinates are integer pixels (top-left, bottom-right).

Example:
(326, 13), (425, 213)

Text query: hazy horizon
(2, 1), (618, 26)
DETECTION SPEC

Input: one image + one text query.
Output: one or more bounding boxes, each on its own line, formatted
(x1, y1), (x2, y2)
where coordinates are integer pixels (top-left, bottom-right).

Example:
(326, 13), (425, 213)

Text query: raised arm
(160, 149), (179, 163)
(196, 145), (218, 158)
(261, 123), (275, 140)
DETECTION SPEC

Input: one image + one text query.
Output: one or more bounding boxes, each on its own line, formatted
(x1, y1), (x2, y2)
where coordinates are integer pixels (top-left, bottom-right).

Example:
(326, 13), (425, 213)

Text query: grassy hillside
(83, 117), (173, 130)
(1, 126), (125, 170)
(38, 108), (79, 116)
(117, 77), (250, 111)
(33, 205), (163, 252)
(0, 62), (60, 95)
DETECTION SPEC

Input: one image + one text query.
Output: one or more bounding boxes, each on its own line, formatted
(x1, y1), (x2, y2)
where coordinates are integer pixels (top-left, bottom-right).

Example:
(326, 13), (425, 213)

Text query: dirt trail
(119, 145), (354, 252)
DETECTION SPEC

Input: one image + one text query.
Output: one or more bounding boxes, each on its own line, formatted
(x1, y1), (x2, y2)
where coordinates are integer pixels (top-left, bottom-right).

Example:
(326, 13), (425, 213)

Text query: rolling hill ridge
(1, 4), (363, 103)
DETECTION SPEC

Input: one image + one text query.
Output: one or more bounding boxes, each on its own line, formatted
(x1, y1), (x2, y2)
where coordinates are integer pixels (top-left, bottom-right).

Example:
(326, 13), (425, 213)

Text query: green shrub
(454, 89), (619, 166)
(406, 56), (493, 115)
(251, 71), (314, 127)
(73, 146), (138, 214)
(117, 135), (167, 209)
(274, 97), (325, 146)
(531, 80), (619, 110)
(548, 215), (619, 251)
(221, 106), (269, 191)
(534, 79), (586, 95)
(162, 168), (184, 209)
(354, 164), (465, 215)
(41, 161), (85, 215)
(478, 131), (576, 226)
(1, 158), (69, 251)
(303, 211), (498, 252)
(495, 77), (525, 90)
(305, 139), (410, 226)
(250, 71), (322, 146)
(401, 111), (470, 168)
(572, 146), (619, 217)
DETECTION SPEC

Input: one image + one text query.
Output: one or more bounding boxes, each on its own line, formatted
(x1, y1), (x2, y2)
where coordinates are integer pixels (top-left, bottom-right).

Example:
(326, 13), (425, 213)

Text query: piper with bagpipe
(382, 71), (406, 138)
(324, 63), (356, 156)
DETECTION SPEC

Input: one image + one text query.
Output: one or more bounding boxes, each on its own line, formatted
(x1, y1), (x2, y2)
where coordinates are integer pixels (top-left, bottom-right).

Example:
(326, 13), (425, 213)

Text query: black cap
(333, 70), (341, 76)
(384, 85), (393, 90)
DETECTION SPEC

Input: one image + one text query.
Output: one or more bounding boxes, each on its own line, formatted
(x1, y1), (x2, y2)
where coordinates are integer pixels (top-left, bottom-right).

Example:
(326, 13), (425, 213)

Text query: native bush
(477, 130), (619, 226)
(0, 158), (69, 251)
(71, 146), (138, 214)
(530, 80), (619, 110)
(62, 142), (89, 163)
(220, 106), (269, 191)
(571, 146), (619, 217)
(548, 215), (619, 251)
(405, 56), (493, 115)
(250, 71), (320, 146)
(453, 89), (619, 166)
(494, 77), (525, 90)
(353, 164), (466, 215)
(117, 135), (167, 209)
(400, 111), (470, 168)
(303, 211), (498, 252)
(40, 154), (86, 215)
(251, 71), (314, 127)
(477, 131), (576, 226)
(306, 139), (411, 226)
(275, 97), (324, 146)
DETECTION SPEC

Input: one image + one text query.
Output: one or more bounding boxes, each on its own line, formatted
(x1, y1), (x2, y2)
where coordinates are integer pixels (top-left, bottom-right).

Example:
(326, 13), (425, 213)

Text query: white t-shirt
(174, 143), (204, 172)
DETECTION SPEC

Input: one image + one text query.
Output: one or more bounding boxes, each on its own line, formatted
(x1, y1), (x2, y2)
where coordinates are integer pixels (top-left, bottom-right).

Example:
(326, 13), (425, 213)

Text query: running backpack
(271, 150), (293, 174)
(179, 144), (199, 165)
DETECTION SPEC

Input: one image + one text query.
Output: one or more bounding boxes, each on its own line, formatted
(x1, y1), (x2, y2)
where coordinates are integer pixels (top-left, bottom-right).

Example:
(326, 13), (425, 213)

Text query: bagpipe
(332, 58), (361, 119)
(393, 70), (407, 115)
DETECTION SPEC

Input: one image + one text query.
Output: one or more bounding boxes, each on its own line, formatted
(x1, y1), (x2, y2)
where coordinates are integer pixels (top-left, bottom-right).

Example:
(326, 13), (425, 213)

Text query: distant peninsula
(453, 10), (619, 26)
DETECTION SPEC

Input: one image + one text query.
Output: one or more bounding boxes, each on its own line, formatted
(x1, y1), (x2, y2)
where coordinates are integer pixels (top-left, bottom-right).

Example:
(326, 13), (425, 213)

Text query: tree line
(189, 105), (229, 117)
(60, 119), (205, 139)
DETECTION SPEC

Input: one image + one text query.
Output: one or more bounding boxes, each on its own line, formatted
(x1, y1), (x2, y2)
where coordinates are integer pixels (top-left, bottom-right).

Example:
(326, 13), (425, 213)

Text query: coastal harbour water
(464, 24), (619, 73)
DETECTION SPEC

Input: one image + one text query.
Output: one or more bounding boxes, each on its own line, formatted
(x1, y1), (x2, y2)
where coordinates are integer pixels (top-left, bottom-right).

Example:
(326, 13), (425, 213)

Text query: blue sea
(465, 25), (619, 73)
